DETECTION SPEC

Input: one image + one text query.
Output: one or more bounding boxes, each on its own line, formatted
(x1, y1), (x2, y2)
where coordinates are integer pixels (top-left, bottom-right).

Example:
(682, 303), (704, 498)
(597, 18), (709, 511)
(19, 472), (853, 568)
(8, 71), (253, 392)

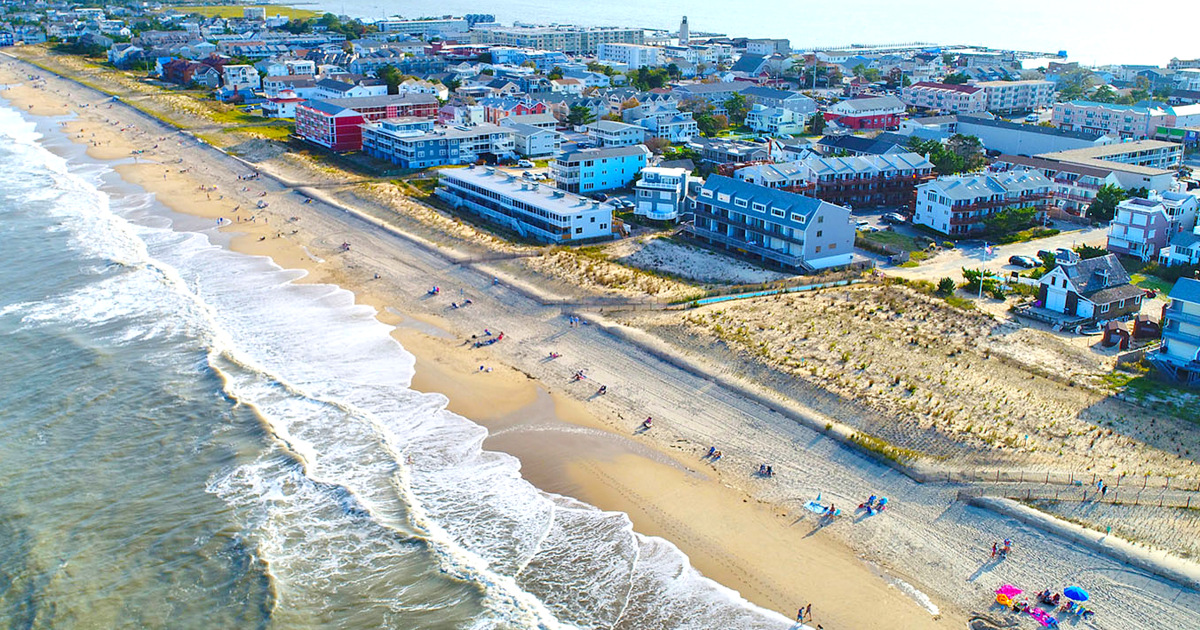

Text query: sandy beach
(5, 54), (1200, 629)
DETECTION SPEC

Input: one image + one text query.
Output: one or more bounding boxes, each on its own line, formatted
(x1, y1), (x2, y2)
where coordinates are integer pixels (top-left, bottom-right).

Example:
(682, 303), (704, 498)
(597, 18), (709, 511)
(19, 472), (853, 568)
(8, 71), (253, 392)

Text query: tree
(1091, 85), (1117, 103)
(666, 63), (681, 79)
(983, 206), (1038, 236)
(1153, 86), (1173, 102)
(375, 64), (404, 94)
(630, 67), (669, 91)
(946, 134), (985, 171)
(477, 52), (493, 64)
(645, 137), (671, 154)
(1074, 244), (1108, 259)
(1128, 187), (1150, 199)
(962, 268), (1006, 299)
(678, 96), (713, 114)
(863, 68), (881, 82)
(1056, 67), (1096, 101)
(807, 113), (826, 135)
(852, 63), (866, 78)
(1038, 250), (1058, 271)
(566, 104), (596, 127)
(696, 112), (728, 137)
(937, 277), (957, 296)
(943, 72), (970, 85)
(1086, 184), (1127, 222)
(723, 92), (749, 126)
(886, 67), (904, 87)
(547, 66), (564, 80)
(826, 67), (844, 87)
(586, 61), (616, 76)
(942, 53), (955, 66)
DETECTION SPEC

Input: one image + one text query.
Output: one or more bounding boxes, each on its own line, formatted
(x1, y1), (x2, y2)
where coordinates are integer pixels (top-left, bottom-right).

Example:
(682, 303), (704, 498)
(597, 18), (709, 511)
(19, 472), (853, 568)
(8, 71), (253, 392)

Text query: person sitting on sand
(706, 446), (716, 458)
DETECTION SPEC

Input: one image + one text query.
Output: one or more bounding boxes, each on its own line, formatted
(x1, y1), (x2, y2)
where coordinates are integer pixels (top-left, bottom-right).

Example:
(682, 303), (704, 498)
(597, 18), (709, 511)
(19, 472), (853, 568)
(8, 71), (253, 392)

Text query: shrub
(937, 277), (957, 296)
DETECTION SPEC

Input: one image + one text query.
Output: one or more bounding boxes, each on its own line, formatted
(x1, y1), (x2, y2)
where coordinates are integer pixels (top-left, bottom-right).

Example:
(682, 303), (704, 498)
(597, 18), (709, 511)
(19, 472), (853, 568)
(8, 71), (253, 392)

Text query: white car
(517, 159), (534, 168)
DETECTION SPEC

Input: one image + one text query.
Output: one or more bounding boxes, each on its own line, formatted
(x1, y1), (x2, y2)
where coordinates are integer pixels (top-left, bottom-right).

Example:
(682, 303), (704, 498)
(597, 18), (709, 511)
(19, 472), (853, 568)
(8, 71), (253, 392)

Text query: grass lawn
(859, 230), (921, 252)
(172, 5), (321, 19)
(1130, 273), (1174, 295)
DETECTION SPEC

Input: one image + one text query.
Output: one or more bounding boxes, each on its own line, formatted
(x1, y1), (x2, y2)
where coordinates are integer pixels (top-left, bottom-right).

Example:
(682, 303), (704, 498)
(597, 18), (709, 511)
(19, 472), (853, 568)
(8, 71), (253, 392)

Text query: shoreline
(7, 54), (1200, 630)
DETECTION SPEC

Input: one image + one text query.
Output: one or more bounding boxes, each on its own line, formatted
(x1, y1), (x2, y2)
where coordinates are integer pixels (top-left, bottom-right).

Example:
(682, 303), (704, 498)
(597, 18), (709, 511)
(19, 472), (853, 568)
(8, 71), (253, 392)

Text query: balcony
(1164, 305), (1200, 328)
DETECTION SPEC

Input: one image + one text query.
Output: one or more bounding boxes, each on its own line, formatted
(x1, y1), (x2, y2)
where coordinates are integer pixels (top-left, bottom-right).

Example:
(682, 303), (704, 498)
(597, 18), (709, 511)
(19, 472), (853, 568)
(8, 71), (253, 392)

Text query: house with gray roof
(1038, 250), (1145, 322)
(1150, 277), (1200, 385)
(914, 170), (1054, 235)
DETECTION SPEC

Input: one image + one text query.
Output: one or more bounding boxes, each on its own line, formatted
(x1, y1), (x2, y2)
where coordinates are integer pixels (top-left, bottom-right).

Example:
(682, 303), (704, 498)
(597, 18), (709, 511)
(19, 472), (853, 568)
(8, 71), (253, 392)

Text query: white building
(745, 104), (807, 136)
(913, 170), (1054, 235)
(222, 64), (261, 90)
(977, 80), (1055, 114)
(586, 120), (647, 147)
(637, 109), (698, 142)
(634, 166), (692, 221)
(597, 43), (662, 70)
(436, 166), (614, 243)
(1151, 278), (1200, 385)
(375, 17), (469, 38)
(506, 123), (562, 157)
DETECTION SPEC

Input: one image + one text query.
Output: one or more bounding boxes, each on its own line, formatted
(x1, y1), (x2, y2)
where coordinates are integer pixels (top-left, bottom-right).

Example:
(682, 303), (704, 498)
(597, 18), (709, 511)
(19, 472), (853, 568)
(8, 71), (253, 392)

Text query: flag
(985, 244), (994, 255)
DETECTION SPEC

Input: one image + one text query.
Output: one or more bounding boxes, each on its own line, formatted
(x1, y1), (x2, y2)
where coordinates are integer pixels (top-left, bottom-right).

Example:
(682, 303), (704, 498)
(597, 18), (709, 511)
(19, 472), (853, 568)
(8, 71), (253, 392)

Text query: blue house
(552, 145), (650, 194)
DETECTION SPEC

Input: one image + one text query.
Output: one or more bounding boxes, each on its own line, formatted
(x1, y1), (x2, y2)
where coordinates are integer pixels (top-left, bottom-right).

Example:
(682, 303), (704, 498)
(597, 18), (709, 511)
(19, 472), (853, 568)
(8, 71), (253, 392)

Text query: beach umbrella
(995, 584), (1023, 598)
(1063, 586), (1089, 602)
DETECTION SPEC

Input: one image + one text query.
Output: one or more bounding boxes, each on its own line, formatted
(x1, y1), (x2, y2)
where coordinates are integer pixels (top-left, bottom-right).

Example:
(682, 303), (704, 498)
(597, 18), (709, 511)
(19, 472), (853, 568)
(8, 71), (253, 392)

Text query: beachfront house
(1150, 277), (1200, 385)
(685, 175), (855, 271)
(1037, 250), (1144, 321)
(913, 170), (1053, 235)
(361, 120), (515, 168)
(552, 145), (650, 194)
(634, 166), (693, 221)
(436, 166), (614, 243)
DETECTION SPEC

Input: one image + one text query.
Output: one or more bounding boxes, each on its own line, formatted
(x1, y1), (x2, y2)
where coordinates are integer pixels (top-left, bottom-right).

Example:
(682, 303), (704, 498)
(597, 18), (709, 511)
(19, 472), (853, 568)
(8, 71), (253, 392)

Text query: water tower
(679, 16), (689, 45)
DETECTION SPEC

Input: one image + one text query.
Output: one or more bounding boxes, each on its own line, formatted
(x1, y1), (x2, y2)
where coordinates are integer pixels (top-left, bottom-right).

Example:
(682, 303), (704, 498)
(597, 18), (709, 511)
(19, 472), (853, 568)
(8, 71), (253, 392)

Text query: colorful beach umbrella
(1063, 586), (1089, 601)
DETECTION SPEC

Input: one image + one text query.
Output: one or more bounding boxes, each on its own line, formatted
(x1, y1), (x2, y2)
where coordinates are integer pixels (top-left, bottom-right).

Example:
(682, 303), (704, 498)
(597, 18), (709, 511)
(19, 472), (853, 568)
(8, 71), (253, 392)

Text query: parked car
(1009, 255), (1040, 268)
(1036, 249), (1054, 260)
(882, 212), (907, 224)
(590, 192), (609, 202)
(517, 159), (534, 168)
(855, 219), (870, 229)
(1024, 113), (1040, 123)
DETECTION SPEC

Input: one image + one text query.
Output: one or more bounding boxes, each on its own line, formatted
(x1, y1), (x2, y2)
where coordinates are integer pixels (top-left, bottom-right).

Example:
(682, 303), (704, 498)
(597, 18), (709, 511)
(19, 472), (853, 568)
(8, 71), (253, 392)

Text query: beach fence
(957, 486), (1200, 510)
(941, 468), (1200, 493)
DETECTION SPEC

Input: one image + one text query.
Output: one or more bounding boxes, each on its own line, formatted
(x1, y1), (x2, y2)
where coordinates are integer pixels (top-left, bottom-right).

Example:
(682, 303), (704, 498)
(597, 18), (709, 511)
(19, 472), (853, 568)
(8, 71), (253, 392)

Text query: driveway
(885, 225), (1107, 282)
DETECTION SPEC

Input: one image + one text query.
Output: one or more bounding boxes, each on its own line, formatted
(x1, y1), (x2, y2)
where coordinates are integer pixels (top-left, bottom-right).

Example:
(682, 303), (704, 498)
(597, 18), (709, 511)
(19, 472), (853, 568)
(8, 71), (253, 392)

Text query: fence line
(958, 487), (1200, 510)
(940, 468), (1200, 493)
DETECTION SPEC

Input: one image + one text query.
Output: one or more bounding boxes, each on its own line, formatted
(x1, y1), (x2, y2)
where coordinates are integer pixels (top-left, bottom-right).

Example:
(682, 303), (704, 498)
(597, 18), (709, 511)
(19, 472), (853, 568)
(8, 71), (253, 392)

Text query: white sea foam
(1, 100), (794, 629)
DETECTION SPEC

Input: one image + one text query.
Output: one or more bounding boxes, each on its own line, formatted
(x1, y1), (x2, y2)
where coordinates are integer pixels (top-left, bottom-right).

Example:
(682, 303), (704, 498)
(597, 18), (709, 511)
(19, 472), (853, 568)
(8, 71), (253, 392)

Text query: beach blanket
(1027, 607), (1057, 628)
(804, 500), (840, 517)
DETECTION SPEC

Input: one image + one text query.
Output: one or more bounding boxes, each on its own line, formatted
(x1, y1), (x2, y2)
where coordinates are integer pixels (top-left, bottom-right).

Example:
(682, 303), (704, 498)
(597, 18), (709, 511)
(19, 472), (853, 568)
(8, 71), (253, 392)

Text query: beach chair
(996, 594), (1013, 607)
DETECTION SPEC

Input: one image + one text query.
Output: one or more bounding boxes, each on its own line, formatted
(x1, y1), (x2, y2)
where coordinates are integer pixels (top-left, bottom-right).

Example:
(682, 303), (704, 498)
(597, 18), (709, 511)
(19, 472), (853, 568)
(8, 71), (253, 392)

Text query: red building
(823, 95), (905, 130)
(294, 95), (439, 151)
(481, 98), (549, 124)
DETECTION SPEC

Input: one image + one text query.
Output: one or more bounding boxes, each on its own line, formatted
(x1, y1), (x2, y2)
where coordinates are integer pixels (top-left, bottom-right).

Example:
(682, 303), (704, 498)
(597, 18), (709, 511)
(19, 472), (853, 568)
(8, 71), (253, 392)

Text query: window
(718, 193), (731, 203)
(734, 198), (748, 208)
(1100, 303), (1109, 313)
(816, 230), (822, 237)
(600, 223), (607, 229)
(817, 215), (824, 223)
(828, 243), (836, 250)
(771, 208), (785, 218)
(752, 202), (766, 212)
(700, 189), (713, 198)
(791, 213), (805, 223)
(575, 227), (583, 234)
(590, 217), (596, 223)
(815, 245), (822, 253)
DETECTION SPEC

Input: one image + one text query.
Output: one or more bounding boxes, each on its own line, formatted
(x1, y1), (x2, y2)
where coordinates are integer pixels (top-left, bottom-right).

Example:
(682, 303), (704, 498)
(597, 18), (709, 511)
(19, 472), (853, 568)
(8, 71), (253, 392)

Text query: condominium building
(295, 95), (440, 151)
(913, 170), (1054, 235)
(552, 145), (650, 193)
(1150, 278), (1200, 385)
(584, 120), (647, 147)
(634, 166), (692, 221)
(901, 82), (986, 114)
(1037, 140), (1183, 171)
(735, 152), (935, 209)
(1053, 101), (1175, 139)
(470, 24), (644, 54)
(597, 43), (662, 70)
(1107, 197), (1173, 261)
(977, 80), (1054, 114)
(435, 166), (614, 243)
(991, 155), (1122, 214)
(361, 120), (515, 168)
(956, 115), (1116, 156)
(685, 175), (854, 270)
(374, 17), (469, 38)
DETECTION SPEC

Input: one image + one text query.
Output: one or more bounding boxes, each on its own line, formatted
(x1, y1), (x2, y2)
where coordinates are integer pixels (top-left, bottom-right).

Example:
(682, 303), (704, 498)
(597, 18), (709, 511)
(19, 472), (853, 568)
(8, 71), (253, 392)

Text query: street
(885, 225), (1108, 282)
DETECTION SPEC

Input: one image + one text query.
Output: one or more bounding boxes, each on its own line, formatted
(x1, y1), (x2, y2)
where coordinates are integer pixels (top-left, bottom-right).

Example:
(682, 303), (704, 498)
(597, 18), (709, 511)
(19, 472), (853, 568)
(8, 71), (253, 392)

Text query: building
(263, 75), (318, 98)
(816, 133), (908, 157)
(1053, 101), (1175, 140)
(685, 175), (854, 270)
(314, 78), (387, 100)
(261, 89), (306, 118)
(741, 105), (801, 136)
(481, 97), (549, 125)
(738, 152), (935, 210)
(678, 16), (689, 45)
(436, 166), (614, 243)
(222, 64), (261, 90)
(585, 120), (647, 147)
(361, 119), (515, 168)
(745, 38), (790, 56)
(955, 115), (1116, 156)
(1036, 140), (1183, 172)
(506, 123), (562, 157)
(825, 95), (906, 130)
(634, 167), (692, 221)
(375, 17), (469, 38)
(597, 43), (662, 70)
(470, 24), (644, 54)
(687, 137), (771, 165)
(672, 82), (745, 113)
(901, 82), (986, 114)
(1038, 250), (1145, 321)
(637, 109), (699, 143)
(552, 145), (650, 193)
(1107, 197), (1173, 261)
(1150, 278), (1200, 385)
(913, 170), (1054, 235)
(990, 155), (1123, 214)
(295, 100), (366, 151)
(977, 80), (1054, 114)
(740, 86), (817, 115)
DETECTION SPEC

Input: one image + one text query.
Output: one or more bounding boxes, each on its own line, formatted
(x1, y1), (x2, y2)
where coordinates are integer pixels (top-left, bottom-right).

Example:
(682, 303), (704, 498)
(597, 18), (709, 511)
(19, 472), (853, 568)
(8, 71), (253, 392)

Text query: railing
(1164, 306), (1200, 327)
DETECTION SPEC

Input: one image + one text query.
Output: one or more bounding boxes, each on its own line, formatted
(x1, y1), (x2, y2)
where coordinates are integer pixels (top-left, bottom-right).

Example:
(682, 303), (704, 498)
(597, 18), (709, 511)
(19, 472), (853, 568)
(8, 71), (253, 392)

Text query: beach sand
(7, 55), (1200, 630)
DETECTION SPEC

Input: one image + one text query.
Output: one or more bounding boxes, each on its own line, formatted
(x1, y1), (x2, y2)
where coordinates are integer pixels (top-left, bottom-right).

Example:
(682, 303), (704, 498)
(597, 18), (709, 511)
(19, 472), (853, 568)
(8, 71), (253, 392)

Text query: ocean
(312, 0), (1200, 66)
(0, 101), (791, 628)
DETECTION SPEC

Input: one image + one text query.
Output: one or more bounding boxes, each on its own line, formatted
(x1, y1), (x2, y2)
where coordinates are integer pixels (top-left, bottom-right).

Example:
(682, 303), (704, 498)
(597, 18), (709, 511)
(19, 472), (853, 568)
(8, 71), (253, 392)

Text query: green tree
(937, 277), (957, 296)
(863, 68), (881, 82)
(1074, 244), (1108, 259)
(852, 64), (866, 78)
(666, 63), (681, 79)
(696, 112), (728, 137)
(723, 92), (750, 126)
(547, 66), (564, 80)
(943, 72), (970, 85)
(946, 134), (985, 171)
(1153, 86), (1173, 102)
(807, 113), (826, 135)
(1056, 67), (1096, 101)
(1086, 184), (1126, 222)
(586, 61), (616, 76)
(566, 104), (596, 127)
(477, 52), (493, 64)
(1091, 85), (1117, 103)
(375, 64), (404, 94)
(983, 207), (1038, 236)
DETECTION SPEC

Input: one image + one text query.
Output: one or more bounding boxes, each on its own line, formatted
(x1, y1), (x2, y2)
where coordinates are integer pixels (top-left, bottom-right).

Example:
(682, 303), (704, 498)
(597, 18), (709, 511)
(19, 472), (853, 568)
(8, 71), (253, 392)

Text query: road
(885, 225), (1108, 282)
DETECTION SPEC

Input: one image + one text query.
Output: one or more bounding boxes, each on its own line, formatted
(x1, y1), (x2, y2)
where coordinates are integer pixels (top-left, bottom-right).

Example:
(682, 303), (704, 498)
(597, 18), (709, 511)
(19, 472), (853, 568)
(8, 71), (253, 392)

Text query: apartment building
(361, 119), (514, 168)
(913, 170), (1054, 235)
(956, 115), (1115, 156)
(825, 95), (905, 130)
(977, 80), (1054, 114)
(636, 107), (699, 142)
(1037, 140), (1183, 173)
(295, 95), (440, 151)
(1107, 197), (1174, 261)
(1151, 278), (1200, 385)
(1053, 101), (1175, 139)
(585, 120), (647, 147)
(634, 166), (692, 221)
(470, 24), (644, 54)
(991, 155), (1122, 214)
(597, 43), (662, 70)
(745, 105), (807, 136)
(552, 145), (650, 193)
(901, 82), (986, 114)
(686, 175), (854, 271)
(436, 166), (614, 243)
(736, 152), (935, 209)
(374, 17), (469, 38)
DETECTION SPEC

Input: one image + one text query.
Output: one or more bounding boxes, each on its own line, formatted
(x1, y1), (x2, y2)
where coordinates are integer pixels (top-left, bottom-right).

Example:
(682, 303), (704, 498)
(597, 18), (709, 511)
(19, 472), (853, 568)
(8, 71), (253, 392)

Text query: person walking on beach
(1101, 484), (1108, 498)
(991, 542), (998, 558)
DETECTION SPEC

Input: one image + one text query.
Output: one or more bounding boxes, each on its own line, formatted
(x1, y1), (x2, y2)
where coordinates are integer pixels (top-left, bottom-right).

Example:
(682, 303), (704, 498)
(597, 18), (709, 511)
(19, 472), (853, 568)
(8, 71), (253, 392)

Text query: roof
(587, 120), (642, 132)
(673, 82), (740, 95)
(301, 99), (353, 116)
(835, 95), (905, 112)
(957, 115), (1108, 142)
(1061, 254), (1133, 300)
(1038, 140), (1180, 161)
(994, 154), (1113, 179)
(559, 145), (651, 162)
(804, 152), (934, 176)
(817, 134), (906, 155)
(730, 54), (766, 74)
(325, 94), (438, 109)
(1065, 100), (1173, 115)
(315, 78), (359, 93)
(505, 122), (557, 137)
(441, 167), (605, 218)
(702, 174), (833, 222)
(909, 81), (982, 94)
(504, 113), (558, 125)
(925, 169), (1053, 200)
(659, 158), (696, 171)
(741, 86), (803, 101)
(1169, 277), (1200, 303)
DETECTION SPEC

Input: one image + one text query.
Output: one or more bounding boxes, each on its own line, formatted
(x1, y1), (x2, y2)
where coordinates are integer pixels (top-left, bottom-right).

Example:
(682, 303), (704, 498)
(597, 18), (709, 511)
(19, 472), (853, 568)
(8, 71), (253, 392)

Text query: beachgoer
(766, 465), (773, 477)
(991, 542), (997, 558)
(805, 604), (812, 620)
(707, 446), (716, 458)
(1101, 484), (1108, 497)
